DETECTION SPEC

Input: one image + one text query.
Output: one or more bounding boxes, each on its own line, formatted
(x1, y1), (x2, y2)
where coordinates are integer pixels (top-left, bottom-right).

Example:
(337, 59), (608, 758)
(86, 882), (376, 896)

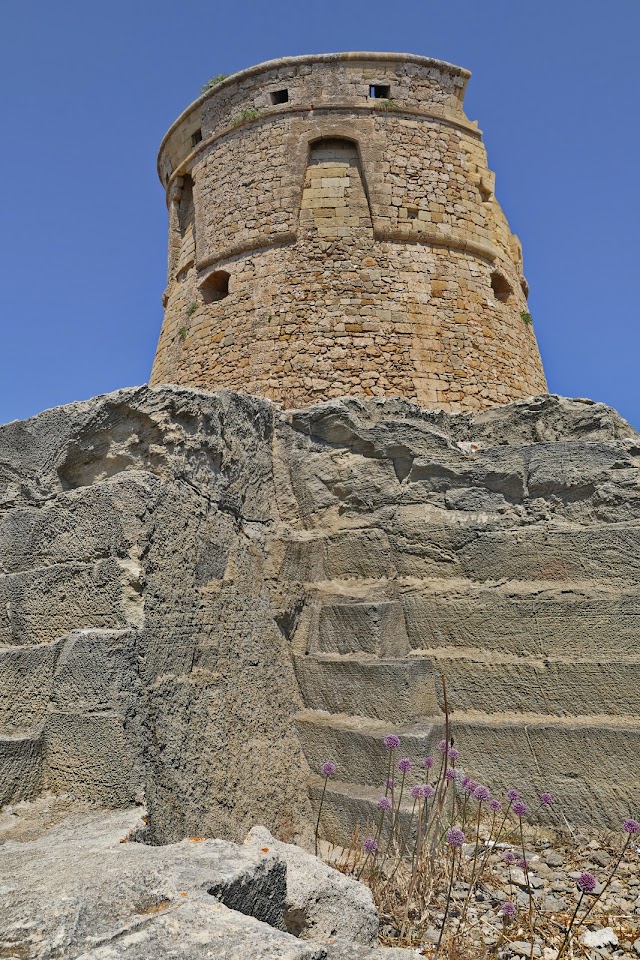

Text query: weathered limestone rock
(0, 387), (312, 844)
(0, 804), (418, 960)
(245, 825), (378, 944)
(1, 385), (639, 845)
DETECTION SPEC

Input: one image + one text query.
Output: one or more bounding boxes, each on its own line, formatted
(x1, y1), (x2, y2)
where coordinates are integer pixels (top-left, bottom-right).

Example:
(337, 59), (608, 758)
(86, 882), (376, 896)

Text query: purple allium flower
(446, 827), (465, 848)
(507, 789), (520, 802)
(623, 818), (639, 834)
(517, 858), (528, 870)
(501, 901), (516, 917)
(448, 747), (461, 763)
(437, 738), (447, 754)
(384, 734), (400, 750)
(363, 837), (379, 855)
(386, 777), (395, 791)
(503, 850), (516, 866)
(397, 757), (413, 773)
(377, 796), (392, 811)
(577, 872), (597, 893)
(474, 785), (490, 802)
(539, 792), (554, 806)
(490, 799), (502, 812)
(320, 760), (337, 778)
(464, 778), (478, 796)
(411, 785), (423, 799)
(423, 756), (434, 769)
(512, 800), (527, 817)
(421, 784), (435, 799)
(446, 767), (457, 782)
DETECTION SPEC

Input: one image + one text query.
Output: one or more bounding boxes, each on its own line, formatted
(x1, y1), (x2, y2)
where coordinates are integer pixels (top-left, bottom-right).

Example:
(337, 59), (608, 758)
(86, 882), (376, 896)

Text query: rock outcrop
(0, 803), (418, 959)
(245, 826), (379, 944)
(1, 385), (639, 842)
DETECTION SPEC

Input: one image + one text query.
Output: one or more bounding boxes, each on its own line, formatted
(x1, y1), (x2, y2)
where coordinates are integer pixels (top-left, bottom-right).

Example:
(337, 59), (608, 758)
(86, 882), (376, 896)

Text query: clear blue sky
(1, 0), (638, 427)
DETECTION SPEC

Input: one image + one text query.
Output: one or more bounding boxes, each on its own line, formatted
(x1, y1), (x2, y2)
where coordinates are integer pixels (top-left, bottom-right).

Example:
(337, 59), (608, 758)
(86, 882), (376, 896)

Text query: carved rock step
(445, 710), (640, 828)
(293, 654), (438, 723)
(421, 650), (640, 717)
(294, 709), (441, 788)
(401, 588), (640, 660)
(310, 775), (420, 846)
(298, 709), (640, 831)
(0, 630), (143, 809)
(278, 524), (640, 586)
(295, 581), (640, 662)
(306, 600), (410, 658)
(0, 732), (43, 805)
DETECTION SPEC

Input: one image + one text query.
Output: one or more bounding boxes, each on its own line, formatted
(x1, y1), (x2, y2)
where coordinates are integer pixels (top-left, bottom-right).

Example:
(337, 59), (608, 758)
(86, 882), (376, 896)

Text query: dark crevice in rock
(208, 860), (287, 931)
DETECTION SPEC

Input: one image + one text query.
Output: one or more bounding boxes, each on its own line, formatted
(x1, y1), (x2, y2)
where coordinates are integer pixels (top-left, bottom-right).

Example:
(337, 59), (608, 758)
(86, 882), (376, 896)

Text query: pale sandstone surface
(151, 53), (546, 410)
(0, 803), (418, 959)
(0, 384), (639, 847)
(245, 825), (378, 944)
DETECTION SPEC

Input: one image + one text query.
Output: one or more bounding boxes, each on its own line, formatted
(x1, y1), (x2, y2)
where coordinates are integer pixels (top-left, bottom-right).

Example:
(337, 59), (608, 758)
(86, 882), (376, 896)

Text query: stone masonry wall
(151, 53), (547, 412)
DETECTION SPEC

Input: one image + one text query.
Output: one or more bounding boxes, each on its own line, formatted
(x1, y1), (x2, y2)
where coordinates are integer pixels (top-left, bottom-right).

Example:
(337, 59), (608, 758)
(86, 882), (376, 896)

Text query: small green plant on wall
(232, 108), (261, 126)
(178, 325), (187, 341)
(520, 310), (533, 326)
(186, 302), (198, 317)
(201, 74), (228, 94)
(379, 99), (399, 111)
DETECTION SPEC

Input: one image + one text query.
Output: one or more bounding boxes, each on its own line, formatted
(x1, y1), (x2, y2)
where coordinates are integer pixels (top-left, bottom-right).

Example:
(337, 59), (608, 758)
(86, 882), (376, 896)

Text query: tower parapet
(151, 52), (547, 411)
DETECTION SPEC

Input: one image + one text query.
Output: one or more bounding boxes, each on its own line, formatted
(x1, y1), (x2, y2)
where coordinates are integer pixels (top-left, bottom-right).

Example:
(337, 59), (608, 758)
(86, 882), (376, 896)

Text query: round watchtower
(151, 52), (547, 411)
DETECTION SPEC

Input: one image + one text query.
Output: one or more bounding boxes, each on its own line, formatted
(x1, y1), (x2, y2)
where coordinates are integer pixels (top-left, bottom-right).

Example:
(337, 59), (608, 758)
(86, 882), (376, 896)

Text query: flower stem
(459, 799), (484, 930)
(435, 846), (457, 959)
(393, 770), (407, 839)
(578, 834), (630, 926)
(315, 775), (328, 857)
(518, 815), (535, 960)
(556, 892), (584, 960)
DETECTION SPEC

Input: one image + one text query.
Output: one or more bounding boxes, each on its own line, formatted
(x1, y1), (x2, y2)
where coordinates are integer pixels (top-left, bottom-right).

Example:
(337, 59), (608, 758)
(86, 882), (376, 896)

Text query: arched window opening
(200, 270), (230, 303)
(177, 175), (194, 238)
(300, 137), (373, 237)
(491, 272), (513, 304)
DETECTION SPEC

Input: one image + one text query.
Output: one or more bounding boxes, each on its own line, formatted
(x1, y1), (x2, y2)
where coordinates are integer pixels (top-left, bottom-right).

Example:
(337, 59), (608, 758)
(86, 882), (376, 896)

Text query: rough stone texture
(151, 53), (546, 411)
(0, 804), (419, 960)
(581, 928), (619, 949)
(1, 384), (639, 843)
(245, 825), (378, 944)
(0, 386), (313, 844)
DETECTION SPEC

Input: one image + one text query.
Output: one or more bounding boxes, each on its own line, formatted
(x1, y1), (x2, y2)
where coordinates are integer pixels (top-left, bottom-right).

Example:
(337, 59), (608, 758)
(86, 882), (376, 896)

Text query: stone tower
(151, 53), (547, 412)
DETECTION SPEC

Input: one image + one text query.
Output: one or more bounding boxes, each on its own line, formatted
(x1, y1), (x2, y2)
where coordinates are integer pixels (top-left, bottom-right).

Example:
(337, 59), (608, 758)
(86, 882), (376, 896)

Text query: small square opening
(191, 128), (203, 147)
(369, 84), (391, 99)
(270, 89), (289, 104)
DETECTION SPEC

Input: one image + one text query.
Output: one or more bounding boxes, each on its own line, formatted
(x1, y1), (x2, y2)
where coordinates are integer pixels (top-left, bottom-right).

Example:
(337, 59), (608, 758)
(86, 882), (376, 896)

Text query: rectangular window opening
(369, 84), (391, 99)
(270, 89), (289, 104)
(191, 128), (203, 147)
